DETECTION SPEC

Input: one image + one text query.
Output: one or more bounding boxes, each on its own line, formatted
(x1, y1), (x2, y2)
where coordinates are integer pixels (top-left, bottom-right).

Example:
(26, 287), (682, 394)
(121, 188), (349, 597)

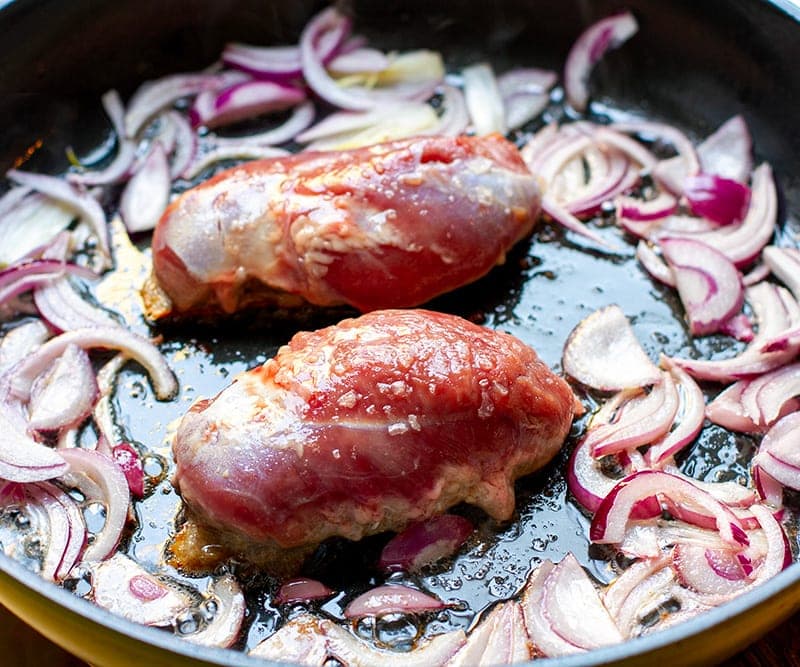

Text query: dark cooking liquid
(3, 90), (796, 653)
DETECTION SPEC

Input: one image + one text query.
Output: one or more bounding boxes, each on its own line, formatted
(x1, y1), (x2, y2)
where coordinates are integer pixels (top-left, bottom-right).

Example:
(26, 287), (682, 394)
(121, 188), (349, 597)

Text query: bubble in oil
(372, 613), (421, 651)
(202, 598), (219, 621)
(23, 536), (42, 560)
(63, 564), (93, 597)
(175, 609), (206, 636)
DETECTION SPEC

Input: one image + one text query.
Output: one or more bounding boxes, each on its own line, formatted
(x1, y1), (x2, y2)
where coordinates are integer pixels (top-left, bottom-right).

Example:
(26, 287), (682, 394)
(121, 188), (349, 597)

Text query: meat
(171, 309), (576, 567)
(146, 134), (540, 317)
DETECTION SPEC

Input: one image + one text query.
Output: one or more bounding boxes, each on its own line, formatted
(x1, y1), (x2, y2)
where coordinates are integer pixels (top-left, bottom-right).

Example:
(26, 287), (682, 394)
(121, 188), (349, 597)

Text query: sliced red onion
(672, 162), (777, 268)
(541, 553), (622, 649)
(58, 448), (129, 561)
(0, 193), (75, 267)
(617, 191), (678, 222)
(124, 70), (248, 138)
(6, 170), (110, 269)
(26, 481), (86, 582)
(762, 245), (800, 301)
(0, 319), (50, 374)
(119, 143), (171, 234)
(379, 515), (473, 572)
(297, 105), (421, 144)
(719, 313), (755, 342)
(0, 407), (68, 482)
(593, 126), (659, 172)
(753, 412), (800, 491)
(343, 584), (444, 619)
(89, 553), (192, 626)
(672, 543), (749, 597)
(33, 275), (121, 333)
(184, 574), (245, 648)
(673, 282), (800, 382)
(542, 195), (615, 249)
(28, 343), (98, 433)
(249, 615), (330, 664)
(160, 111), (197, 179)
(683, 173), (751, 226)
(68, 90), (137, 187)
(563, 304), (662, 391)
(222, 43), (304, 81)
(635, 241), (676, 287)
(210, 101), (315, 148)
(645, 359), (705, 465)
(659, 237), (744, 336)
(590, 471), (748, 548)
(7, 326), (177, 401)
(520, 561), (583, 657)
(602, 555), (671, 623)
(275, 577), (334, 605)
(181, 145), (290, 181)
(0, 259), (93, 307)
(112, 443), (145, 499)
(564, 11), (638, 112)
(706, 382), (764, 434)
(697, 115), (753, 184)
(497, 67), (556, 130)
(190, 80), (306, 130)
(569, 152), (639, 218)
(92, 353), (128, 450)
(739, 362), (800, 428)
(448, 601), (529, 666)
(328, 47), (390, 75)
(462, 62), (506, 135)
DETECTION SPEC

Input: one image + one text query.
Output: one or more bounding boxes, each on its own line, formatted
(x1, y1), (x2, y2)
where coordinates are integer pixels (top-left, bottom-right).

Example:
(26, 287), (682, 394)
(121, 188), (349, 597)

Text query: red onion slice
(635, 241), (676, 287)
(379, 514), (473, 572)
(249, 615), (330, 664)
(617, 191), (678, 222)
(26, 481), (86, 582)
(221, 43), (303, 81)
(541, 553), (623, 649)
(448, 601), (529, 666)
(68, 90), (137, 187)
(762, 245), (800, 301)
(684, 173), (751, 226)
(0, 193), (75, 267)
(112, 443), (145, 499)
(89, 553), (192, 626)
(462, 62), (506, 135)
(34, 275), (121, 333)
(275, 577), (334, 605)
(602, 555), (671, 623)
(563, 304), (662, 391)
(659, 237), (744, 336)
(0, 407), (68, 483)
(6, 170), (110, 269)
(497, 67), (556, 130)
(0, 319), (50, 374)
(119, 143), (171, 234)
(754, 412), (800, 489)
(542, 195), (616, 249)
(190, 80), (306, 130)
(28, 343), (98, 433)
(672, 543), (749, 597)
(58, 447), (130, 561)
(210, 101), (314, 148)
(697, 115), (753, 184)
(0, 259), (94, 307)
(184, 575), (246, 648)
(181, 145), (290, 181)
(343, 585), (444, 619)
(7, 326), (178, 401)
(739, 362), (800, 428)
(564, 11), (638, 112)
(328, 47), (390, 75)
(590, 471), (748, 548)
(719, 313), (755, 342)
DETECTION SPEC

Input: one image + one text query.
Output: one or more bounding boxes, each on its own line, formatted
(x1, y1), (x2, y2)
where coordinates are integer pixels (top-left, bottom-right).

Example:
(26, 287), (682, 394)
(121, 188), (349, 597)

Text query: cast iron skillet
(0, 1), (800, 665)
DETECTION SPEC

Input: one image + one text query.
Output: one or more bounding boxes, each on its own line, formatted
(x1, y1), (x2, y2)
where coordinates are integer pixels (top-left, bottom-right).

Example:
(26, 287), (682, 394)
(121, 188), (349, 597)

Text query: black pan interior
(0, 0), (799, 665)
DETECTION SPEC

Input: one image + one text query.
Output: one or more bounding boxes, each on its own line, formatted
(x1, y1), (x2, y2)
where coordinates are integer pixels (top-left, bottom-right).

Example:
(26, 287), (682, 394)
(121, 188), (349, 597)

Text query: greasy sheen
(150, 134), (541, 315)
(172, 309), (575, 552)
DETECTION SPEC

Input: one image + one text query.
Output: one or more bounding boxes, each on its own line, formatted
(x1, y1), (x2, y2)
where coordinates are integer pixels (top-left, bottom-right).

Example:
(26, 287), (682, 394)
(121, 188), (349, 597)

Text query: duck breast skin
(148, 134), (540, 316)
(172, 309), (576, 552)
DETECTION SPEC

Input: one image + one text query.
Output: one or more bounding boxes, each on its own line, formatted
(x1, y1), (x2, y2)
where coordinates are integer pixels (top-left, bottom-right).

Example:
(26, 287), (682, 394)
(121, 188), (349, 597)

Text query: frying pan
(0, 0), (799, 665)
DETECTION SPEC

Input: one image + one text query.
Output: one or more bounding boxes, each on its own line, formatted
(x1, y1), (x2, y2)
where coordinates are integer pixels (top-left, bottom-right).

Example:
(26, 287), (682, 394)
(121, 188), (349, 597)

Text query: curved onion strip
(124, 70), (248, 138)
(429, 85), (470, 137)
(448, 601), (529, 666)
(120, 142), (171, 234)
(564, 11), (638, 112)
(672, 543), (749, 597)
(669, 162), (777, 268)
(0, 193), (75, 267)
(26, 481), (86, 582)
(754, 466), (784, 508)
(593, 126), (658, 172)
(28, 343), (98, 432)
(719, 313), (755, 342)
(563, 304), (662, 391)
(541, 195), (615, 248)
(520, 561), (583, 657)
(343, 584), (443, 619)
(328, 47), (390, 75)
(211, 101), (315, 148)
(112, 443), (145, 499)
(297, 104), (421, 144)
(669, 282), (800, 382)
(34, 276), (121, 333)
(184, 574), (246, 648)
(683, 173), (751, 226)
(659, 237), (744, 336)
(498, 68), (556, 130)
(161, 111), (197, 179)
(249, 615), (331, 663)
(635, 241), (676, 287)
(6, 170), (110, 269)
(590, 471), (748, 547)
(0, 407), (68, 482)
(92, 353), (128, 449)
(68, 90), (137, 187)
(696, 115), (753, 184)
(739, 362), (800, 428)
(617, 191), (678, 222)
(535, 133), (594, 186)
(586, 371), (679, 457)
(645, 359), (705, 465)
(462, 62), (506, 135)
(7, 326), (177, 401)
(742, 262), (771, 287)
(603, 555), (671, 621)
(275, 577), (334, 605)
(763, 245), (800, 301)
(659, 464), (756, 509)
(58, 448), (129, 561)
(379, 514), (473, 572)
(0, 319), (50, 374)
(568, 152), (639, 217)
(189, 80), (305, 130)
(753, 412), (800, 491)
(541, 553), (623, 649)
(89, 553), (192, 626)
(181, 145), (290, 181)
